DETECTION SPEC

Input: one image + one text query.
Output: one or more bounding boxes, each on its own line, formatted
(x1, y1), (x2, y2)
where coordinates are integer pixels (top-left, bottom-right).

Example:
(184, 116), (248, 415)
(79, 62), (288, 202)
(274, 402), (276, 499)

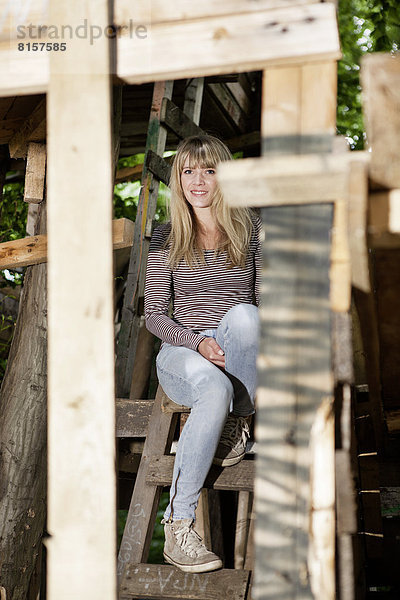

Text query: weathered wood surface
(116, 81), (173, 398)
(0, 218), (134, 270)
(0, 201), (47, 600)
(161, 98), (204, 141)
(146, 456), (254, 491)
(254, 58), (336, 600)
(115, 0), (334, 25)
(120, 564), (251, 600)
(116, 399), (154, 438)
(373, 249), (400, 411)
(145, 149), (172, 186)
(23, 142), (46, 203)
(46, 0), (116, 597)
(8, 99), (46, 158)
(348, 160), (370, 293)
(218, 152), (354, 207)
(117, 388), (178, 579)
(361, 53), (400, 188)
(255, 204), (333, 598)
(117, 3), (340, 84)
(369, 189), (400, 248)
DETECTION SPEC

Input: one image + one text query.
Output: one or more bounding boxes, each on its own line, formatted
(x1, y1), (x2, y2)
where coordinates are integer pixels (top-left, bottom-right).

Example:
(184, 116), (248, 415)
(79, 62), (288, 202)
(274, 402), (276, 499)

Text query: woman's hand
(198, 338), (225, 368)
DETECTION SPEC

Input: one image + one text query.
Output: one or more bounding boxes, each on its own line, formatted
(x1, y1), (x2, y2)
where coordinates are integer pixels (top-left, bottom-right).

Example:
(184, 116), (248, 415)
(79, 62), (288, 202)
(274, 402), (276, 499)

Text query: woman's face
(180, 159), (218, 210)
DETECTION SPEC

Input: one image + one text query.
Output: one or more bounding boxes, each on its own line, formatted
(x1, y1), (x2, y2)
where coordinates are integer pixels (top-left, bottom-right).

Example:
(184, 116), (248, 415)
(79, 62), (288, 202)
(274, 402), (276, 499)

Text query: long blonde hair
(167, 135), (253, 269)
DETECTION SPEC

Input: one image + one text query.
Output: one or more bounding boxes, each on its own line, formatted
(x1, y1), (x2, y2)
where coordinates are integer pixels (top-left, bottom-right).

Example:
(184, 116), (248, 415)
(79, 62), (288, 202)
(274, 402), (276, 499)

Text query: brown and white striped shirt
(144, 215), (261, 350)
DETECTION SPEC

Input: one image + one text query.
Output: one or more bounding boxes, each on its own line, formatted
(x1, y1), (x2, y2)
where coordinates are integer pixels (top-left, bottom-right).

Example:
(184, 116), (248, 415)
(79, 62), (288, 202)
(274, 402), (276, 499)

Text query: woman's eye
(183, 169), (192, 174)
(206, 169), (215, 175)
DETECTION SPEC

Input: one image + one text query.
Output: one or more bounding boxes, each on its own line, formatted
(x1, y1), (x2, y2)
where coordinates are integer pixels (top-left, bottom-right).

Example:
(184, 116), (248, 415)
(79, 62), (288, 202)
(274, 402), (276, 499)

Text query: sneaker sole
(212, 452), (245, 467)
(164, 552), (222, 573)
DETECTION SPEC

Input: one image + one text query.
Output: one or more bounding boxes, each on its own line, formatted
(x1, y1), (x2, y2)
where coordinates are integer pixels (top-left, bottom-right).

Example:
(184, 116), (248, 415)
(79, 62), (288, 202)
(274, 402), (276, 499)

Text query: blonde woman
(144, 135), (260, 573)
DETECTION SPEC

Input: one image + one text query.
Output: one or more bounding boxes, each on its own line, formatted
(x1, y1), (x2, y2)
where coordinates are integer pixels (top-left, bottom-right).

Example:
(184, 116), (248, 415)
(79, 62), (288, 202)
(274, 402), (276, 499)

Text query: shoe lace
(219, 415), (250, 449)
(173, 520), (208, 557)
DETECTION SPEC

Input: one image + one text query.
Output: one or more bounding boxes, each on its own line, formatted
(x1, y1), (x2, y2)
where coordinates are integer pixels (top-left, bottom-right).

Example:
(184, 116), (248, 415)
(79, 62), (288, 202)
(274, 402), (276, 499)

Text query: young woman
(144, 134), (260, 573)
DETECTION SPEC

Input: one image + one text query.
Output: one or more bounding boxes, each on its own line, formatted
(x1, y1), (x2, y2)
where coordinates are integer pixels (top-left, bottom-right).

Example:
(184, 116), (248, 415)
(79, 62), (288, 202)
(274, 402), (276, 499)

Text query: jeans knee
(223, 303), (259, 341)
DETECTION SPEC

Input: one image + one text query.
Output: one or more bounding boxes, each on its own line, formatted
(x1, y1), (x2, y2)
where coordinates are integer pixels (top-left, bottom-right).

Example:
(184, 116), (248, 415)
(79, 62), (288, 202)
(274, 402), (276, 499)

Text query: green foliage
(0, 180), (27, 242)
(337, 0), (400, 149)
(114, 153), (171, 224)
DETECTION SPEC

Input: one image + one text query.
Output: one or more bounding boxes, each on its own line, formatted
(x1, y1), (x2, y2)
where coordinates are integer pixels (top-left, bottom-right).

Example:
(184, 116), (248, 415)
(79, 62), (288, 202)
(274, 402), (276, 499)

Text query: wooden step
(146, 456), (254, 491)
(120, 564), (250, 600)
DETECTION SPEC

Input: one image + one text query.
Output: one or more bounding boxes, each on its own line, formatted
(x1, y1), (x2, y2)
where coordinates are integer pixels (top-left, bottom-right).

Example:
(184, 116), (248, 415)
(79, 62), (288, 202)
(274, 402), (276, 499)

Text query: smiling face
(180, 160), (218, 210)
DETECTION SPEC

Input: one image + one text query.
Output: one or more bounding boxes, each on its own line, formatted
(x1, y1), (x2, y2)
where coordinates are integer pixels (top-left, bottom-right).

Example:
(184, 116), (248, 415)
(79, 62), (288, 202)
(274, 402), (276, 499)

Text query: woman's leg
(156, 343), (234, 521)
(216, 303), (259, 416)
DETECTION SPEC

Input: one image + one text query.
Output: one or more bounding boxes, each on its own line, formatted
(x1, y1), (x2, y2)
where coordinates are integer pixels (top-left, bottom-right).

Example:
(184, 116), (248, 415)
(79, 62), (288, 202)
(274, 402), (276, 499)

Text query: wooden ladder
(117, 386), (255, 600)
(116, 76), (255, 599)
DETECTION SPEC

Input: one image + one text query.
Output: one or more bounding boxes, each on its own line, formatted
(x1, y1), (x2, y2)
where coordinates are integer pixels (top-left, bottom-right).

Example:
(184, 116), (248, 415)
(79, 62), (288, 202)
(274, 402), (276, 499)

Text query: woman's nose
(193, 170), (205, 184)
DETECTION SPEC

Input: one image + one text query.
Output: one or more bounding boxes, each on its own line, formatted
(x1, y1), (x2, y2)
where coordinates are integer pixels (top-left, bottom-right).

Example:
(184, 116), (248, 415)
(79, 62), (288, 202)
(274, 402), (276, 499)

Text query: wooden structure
(0, 1), (400, 599)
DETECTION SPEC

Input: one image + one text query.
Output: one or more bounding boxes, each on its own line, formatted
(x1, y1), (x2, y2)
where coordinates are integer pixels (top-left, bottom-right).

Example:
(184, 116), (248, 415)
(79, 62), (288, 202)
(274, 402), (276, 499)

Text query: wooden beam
(160, 98), (204, 139)
(23, 143), (46, 204)
(361, 53), (400, 188)
(145, 149), (171, 185)
(0, 218), (134, 270)
(120, 564), (251, 600)
(115, 164), (143, 184)
(117, 3), (340, 84)
(207, 83), (247, 132)
(115, 0), (333, 26)
(146, 456), (254, 491)
(8, 99), (46, 159)
(368, 189), (400, 248)
(218, 152), (358, 207)
(254, 61), (337, 599)
(46, 0), (116, 597)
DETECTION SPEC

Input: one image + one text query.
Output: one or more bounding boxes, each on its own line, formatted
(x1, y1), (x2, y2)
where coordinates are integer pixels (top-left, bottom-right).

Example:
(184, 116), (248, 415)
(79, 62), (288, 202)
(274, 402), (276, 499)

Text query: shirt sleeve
(144, 225), (207, 351)
(252, 214), (262, 307)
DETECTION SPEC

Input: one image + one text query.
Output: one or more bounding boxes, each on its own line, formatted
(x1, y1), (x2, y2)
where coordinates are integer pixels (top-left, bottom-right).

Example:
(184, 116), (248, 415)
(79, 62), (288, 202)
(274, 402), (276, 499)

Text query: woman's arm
(144, 225), (207, 351)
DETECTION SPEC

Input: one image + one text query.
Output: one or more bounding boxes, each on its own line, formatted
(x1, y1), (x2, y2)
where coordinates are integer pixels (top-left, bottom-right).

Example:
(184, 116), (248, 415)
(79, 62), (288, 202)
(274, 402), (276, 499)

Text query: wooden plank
(361, 53), (400, 188)
(23, 142), (46, 204)
(217, 152), (356, 207)
(348, 160), (370, 293)
(373, 249), (400, 410)
(115, 164), (143, 184)
(161, 98), (204, 140)
(115, 0), (330, 25)
(0, 42), (49, 98)
(116, 399), (154, 438)
(116, 81), (173, 398)
(207, 83), (247, 132)
(146, 456), (254, 491)
(145, 149), (172, 186)
(386, 409), (400, 434)
(117, 4), (340, 84)
(368, 189), (400, 247)
(308, 397), (335, 599)
(183, 77), (205, 125)
(8, 99), (46, 159)
(254, 61), (337, 599)
(117, 388), (178, 578)
(0, 218), (134, 270)
(46, 0), (116, 598)
(120, 564), (251, 600)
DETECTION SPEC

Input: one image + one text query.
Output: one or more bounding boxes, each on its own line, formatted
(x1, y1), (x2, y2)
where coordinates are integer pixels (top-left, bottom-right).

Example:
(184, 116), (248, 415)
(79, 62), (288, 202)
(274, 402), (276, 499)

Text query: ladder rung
(120, 563), (251, 600)
(116, 399), (154, 438)
(146, 455), (254, 491)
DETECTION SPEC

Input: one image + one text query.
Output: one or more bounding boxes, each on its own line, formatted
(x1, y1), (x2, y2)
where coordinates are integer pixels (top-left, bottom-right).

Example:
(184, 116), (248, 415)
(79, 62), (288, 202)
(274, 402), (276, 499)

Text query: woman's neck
(193, 209), (220, 249)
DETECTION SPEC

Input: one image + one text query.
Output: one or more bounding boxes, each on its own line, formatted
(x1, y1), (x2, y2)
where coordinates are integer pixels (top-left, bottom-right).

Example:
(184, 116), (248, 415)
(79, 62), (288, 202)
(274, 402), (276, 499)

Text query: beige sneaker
(213, 414), (251, 467)
(162, 518), (222, 573)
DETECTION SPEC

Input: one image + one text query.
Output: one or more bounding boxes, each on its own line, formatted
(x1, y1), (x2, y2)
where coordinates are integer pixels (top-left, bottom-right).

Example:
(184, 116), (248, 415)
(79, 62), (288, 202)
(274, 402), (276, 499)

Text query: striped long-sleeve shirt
(144, 214), (261, 351)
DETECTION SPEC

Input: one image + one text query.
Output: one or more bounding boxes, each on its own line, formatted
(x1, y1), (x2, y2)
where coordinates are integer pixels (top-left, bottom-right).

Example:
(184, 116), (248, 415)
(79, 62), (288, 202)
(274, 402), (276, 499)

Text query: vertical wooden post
(46, 1), (116, 598)
(254, 62), (337, 599)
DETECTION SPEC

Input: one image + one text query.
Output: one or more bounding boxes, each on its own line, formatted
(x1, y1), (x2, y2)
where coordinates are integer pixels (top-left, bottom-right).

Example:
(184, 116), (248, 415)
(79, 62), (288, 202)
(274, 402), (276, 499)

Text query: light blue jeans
(156, 303), (259, 522)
